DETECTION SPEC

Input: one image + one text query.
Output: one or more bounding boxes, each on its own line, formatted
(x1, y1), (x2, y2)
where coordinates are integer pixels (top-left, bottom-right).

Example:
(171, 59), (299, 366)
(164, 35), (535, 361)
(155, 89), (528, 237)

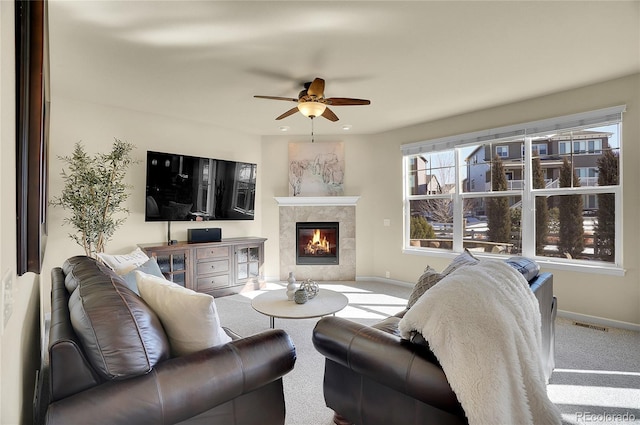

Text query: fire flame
(305, 229), (331, 255)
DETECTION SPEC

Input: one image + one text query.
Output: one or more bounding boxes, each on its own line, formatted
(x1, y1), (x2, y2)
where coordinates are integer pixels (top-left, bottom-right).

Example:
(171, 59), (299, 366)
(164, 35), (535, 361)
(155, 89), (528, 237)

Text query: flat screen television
(145, 150), (257, 221)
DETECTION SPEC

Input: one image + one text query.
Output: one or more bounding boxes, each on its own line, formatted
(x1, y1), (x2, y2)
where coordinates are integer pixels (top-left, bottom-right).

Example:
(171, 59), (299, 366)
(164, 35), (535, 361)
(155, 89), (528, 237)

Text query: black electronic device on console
(188, 228), (222, 244)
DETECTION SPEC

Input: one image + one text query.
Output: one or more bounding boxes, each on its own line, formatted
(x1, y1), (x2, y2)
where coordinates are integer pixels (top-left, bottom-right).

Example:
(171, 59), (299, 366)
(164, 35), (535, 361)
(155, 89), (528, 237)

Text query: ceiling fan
(254, 77), (370, 122)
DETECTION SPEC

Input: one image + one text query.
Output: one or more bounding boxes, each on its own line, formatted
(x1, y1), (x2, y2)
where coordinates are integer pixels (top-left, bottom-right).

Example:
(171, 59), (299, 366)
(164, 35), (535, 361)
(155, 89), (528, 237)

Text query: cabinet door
(152, 249), (189, 287)
(235, 244), (262, 283)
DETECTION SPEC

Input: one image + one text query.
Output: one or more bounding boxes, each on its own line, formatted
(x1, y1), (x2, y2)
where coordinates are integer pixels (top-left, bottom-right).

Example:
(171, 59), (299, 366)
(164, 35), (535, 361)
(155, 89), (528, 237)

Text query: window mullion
(403, 156), (411, 247)
(452, 148), (463, 251)
(521, 136), (535, 257)
(615, 185), (623, 267)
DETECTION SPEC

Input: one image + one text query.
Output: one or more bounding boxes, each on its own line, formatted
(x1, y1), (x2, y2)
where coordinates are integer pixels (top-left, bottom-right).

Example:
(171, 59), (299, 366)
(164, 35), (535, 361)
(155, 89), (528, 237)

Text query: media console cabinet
(139, 237), (266, 297)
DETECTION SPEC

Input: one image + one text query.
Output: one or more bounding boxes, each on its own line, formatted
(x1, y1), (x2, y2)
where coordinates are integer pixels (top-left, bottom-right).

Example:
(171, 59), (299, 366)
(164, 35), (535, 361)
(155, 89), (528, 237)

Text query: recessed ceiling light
(279, 126), (290, 132)
(342, 125), (352, 131)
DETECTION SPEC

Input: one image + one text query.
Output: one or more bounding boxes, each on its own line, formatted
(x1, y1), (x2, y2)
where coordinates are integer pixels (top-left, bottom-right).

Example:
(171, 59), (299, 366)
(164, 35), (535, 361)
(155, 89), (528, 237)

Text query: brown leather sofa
(312, 271), (556, 425)
(41, 256), (296, 425)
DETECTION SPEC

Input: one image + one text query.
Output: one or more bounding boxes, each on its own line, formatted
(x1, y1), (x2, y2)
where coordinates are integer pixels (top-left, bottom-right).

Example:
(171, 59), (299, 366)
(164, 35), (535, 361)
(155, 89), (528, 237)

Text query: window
(559, 139), (603, 155)
(532, 143), (548, 156)
(575, 167), (598, 187)
(402, 106), (624, 269)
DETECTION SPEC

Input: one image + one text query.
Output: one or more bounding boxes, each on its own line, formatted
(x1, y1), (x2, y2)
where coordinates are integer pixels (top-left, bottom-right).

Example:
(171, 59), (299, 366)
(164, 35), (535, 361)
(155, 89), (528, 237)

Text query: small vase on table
(286, 272), (297, 301)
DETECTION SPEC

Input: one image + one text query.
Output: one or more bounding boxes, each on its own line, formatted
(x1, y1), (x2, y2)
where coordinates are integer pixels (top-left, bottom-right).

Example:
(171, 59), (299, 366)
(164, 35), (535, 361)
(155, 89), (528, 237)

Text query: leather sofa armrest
(49, 267), (102, 401)
(45, 329), (296, 425)
(312, 316), (461, 413)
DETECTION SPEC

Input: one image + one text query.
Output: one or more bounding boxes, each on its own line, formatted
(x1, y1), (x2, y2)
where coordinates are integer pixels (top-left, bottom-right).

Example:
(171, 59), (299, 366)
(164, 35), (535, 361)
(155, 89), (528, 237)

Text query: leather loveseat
(312, 256), (557, 425)
(41, 256), (297, 425)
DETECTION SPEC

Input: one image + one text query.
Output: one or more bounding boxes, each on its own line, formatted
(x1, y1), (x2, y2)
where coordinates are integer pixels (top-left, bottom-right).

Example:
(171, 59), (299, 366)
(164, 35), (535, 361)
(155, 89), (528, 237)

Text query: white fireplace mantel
(274, 196), (360, 206)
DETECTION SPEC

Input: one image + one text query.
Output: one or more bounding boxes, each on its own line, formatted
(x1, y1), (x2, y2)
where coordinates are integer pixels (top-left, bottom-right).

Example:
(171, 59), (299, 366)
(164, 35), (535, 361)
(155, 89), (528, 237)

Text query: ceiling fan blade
(321, 107), (339, 122)
(254, 95), (298, 102)
(325, 97), (371, 106)
(307, 78), (325, 98)
(275, 107), (300, 120)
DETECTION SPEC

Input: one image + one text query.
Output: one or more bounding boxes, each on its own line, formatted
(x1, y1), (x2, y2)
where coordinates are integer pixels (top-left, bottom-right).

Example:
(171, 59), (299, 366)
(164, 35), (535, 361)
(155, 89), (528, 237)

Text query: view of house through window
(404, 110), (622, 267)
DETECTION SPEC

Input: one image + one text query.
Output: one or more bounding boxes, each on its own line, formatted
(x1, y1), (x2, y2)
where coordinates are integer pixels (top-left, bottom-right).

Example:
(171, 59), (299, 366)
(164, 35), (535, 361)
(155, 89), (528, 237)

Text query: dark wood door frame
(16, 0), (48, 275)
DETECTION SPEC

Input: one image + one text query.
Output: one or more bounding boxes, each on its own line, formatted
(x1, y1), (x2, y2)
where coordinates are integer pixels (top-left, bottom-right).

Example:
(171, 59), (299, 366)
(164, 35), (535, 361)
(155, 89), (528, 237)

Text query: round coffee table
(251, 289), (348, 328)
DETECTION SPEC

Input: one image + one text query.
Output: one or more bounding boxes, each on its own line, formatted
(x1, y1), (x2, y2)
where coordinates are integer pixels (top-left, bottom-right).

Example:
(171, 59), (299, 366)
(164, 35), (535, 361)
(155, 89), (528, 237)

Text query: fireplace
(296, 222), (339, 265)
(277, 196), (357, 280)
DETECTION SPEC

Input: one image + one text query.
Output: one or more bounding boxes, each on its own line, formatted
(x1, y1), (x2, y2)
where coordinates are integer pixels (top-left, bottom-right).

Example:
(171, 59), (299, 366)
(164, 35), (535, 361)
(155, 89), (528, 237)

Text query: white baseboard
(356, 276), (414, 288)
(557, 310), (640, 332)
(264, 276), (281, 283)
(265, 275), (415, 288)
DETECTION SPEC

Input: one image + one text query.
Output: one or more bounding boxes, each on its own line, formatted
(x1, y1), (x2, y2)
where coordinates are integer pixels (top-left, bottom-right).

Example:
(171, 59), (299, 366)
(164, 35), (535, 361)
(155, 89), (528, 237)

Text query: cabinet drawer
(196, 259), (229, 275)
(196, 246), (230, 260)
(196, 274), (230, 292)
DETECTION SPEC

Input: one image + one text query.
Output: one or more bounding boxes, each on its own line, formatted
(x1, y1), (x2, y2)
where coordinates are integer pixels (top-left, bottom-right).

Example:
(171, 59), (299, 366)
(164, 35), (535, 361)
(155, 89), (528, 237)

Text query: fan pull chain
(311, 117), (315, 143)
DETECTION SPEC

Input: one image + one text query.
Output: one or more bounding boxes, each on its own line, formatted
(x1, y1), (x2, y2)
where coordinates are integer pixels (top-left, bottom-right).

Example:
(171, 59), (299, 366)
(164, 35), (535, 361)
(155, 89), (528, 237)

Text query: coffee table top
(251, 288), (348, 320)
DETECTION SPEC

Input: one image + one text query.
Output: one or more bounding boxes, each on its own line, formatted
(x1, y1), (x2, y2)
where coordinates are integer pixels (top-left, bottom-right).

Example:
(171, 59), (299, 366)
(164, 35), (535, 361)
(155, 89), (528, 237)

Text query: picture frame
(288, 142), (345, 196)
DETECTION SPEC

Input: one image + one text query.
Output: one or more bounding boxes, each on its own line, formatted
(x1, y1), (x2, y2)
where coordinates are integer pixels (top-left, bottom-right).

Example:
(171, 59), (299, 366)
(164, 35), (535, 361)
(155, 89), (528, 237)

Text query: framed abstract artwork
(288, 142), (344, 196)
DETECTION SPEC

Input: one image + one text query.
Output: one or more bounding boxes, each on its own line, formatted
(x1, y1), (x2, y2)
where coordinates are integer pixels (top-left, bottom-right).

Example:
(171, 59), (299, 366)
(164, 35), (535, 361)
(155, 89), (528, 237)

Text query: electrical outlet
(385, 271), (390, 278)
(383, 219), (391, 227)
(2, 269), (13, 331)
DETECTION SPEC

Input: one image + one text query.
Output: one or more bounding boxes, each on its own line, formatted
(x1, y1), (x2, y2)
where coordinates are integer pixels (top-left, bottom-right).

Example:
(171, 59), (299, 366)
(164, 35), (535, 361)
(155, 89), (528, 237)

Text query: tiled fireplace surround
(277, 197), (358, 281)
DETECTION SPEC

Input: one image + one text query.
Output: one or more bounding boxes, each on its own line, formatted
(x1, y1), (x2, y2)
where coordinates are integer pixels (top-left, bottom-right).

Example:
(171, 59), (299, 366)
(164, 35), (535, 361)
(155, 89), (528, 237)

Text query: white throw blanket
(398, 260), (562, 425)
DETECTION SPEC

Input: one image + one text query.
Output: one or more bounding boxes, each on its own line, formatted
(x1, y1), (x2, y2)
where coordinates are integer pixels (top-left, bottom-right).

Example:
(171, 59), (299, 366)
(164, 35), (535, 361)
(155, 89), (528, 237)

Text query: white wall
(41, 97), (264, 301)
(0, 2), (42, 424)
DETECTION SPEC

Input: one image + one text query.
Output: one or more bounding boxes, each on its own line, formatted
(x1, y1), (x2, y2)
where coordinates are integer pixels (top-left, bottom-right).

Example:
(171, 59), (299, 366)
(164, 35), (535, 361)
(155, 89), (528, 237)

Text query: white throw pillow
(135, 271), (232, 356)
(97, 247), (150, 275)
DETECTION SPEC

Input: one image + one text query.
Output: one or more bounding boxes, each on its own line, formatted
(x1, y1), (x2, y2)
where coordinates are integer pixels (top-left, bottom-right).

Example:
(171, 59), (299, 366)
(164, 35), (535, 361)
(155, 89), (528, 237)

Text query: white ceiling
(47, 1), (640, 137)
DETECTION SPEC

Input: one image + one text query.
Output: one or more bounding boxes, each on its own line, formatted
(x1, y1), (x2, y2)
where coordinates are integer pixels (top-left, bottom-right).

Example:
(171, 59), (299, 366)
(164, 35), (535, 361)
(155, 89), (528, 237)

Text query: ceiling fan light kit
(254, 77), (371, 122)
(298, 101), (326, 118)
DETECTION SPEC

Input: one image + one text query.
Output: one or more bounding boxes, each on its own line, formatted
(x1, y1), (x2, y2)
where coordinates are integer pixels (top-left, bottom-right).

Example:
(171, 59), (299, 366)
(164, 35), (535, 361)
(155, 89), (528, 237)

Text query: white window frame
(401, 105), (625, 275)
(560, 139), (603, 155)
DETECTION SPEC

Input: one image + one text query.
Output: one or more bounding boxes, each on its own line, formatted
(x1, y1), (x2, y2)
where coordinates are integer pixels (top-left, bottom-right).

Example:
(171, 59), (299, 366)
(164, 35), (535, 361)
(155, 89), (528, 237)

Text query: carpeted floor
(215, 280), (640, 425)
(549, 317), (640, 425)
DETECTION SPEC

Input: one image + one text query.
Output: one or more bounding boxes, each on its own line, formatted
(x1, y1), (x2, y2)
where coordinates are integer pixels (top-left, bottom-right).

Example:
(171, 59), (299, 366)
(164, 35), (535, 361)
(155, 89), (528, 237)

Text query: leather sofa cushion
(67, 257), (171, 380)
(62, 256), (88, 293)
(371, 315), (403, 336)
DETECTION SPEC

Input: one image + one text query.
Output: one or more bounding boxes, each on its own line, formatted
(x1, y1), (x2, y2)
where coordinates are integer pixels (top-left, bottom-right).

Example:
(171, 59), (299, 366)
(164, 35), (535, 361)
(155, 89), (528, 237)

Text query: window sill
(532, 258), (625, 277)
(402, 248), (626, 277)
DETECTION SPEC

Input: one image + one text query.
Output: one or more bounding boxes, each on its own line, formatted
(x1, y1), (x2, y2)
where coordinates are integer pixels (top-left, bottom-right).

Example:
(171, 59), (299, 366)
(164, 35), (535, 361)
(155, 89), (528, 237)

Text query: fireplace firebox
(296, 222), (339, 265)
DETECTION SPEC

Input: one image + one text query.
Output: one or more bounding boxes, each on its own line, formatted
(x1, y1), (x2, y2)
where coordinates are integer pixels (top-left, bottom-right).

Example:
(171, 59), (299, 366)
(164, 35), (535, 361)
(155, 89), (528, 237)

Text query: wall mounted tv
(145, 150), (257, 221)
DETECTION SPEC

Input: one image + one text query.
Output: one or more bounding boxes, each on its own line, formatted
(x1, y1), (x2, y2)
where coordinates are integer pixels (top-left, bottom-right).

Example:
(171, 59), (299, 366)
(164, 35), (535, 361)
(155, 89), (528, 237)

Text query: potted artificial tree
(51, 139), (137, 258)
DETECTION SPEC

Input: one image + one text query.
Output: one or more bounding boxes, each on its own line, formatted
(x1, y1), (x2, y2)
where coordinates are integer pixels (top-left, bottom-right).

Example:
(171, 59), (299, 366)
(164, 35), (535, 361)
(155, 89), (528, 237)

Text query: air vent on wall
(573, 321), (608, 332)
